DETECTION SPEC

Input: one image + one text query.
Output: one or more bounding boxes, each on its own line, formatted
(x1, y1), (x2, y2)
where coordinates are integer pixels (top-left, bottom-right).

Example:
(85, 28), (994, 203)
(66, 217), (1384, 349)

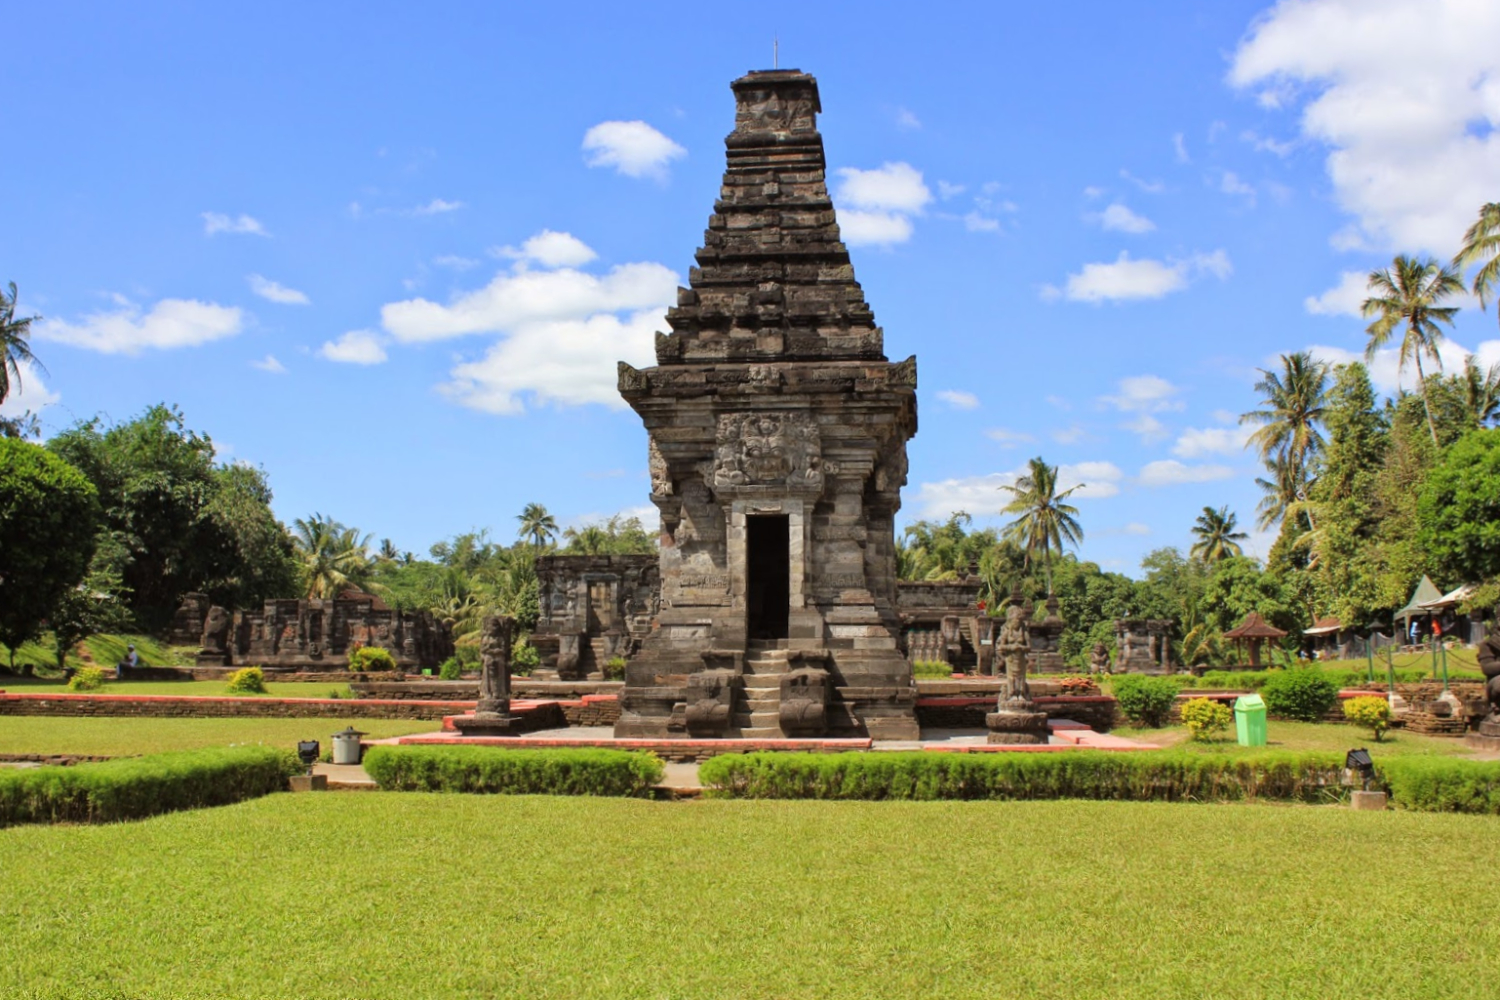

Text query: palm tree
(1239, 352), (1329, 477)
(1459, 354), (1500, 429)
(563, 524), (611, 555)
(1362, 255), (1466, 446)
(1189, 506), (1248, 564)
(1454, 202), (1500, 328)
(1253, 454), (1307, 531)
(0, 282), (44, 406)
(515, 502), (558, 550)
(998, 456), (1084, 594)
(292, 513), (372, 599)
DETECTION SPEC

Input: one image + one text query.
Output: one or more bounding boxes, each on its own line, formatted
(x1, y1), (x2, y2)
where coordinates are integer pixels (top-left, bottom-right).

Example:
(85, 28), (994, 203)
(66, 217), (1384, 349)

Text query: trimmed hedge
(1380, 758), (1500, 814)
(362, 746), (664, 796)
(699, 750), (1351, 804)
(0, 745), (299, 826)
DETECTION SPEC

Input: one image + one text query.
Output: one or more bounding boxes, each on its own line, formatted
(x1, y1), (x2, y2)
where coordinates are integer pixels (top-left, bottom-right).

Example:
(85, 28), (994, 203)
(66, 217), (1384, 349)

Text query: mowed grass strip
(2, 795), (1498, 999)
(1112, 719), (1479, 758)
(0, 717), (435, 757)
(0, 675), (357, 698)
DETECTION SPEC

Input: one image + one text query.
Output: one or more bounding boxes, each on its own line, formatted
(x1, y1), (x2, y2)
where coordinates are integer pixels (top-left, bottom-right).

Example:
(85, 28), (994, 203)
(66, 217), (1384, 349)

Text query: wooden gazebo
(1224, 611), (1288, 668)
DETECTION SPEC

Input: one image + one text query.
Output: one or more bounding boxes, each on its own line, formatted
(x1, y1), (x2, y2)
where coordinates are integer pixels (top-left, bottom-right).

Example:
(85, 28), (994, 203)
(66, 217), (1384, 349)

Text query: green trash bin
(1234, 693), (1267, 747)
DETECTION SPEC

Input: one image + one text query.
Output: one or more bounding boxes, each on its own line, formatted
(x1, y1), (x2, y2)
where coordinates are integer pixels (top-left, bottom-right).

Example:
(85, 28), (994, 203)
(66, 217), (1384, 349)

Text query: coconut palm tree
(1240, 352), (1329, 476)
(0, 282), (43, 406)
(1253, 454), (1307, 531)
(998, 456), (1084, 594)
(515, 502), (558, 550)
(1454, 202), (1500, 328)
(1189, 506), (1248, 564)
(1459, 354), (1500, 429)
(292, 513), (372, 599)
(1362, 255), (1466, 446)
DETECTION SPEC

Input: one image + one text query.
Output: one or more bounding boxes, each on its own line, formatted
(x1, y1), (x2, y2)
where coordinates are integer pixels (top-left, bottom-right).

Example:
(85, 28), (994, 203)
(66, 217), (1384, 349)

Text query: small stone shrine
(986, 595), (1050, 744)
(451, 615), (520, 736)
(896, 575), (990, 674)
(613, 68), (920, 740)
(529, 555), (659, 680)
(1027, 595), (1067, 674)
(184, 591), (452, 672)
(1113, 618), (1173, 673)
(1474, 603), (1500, 746)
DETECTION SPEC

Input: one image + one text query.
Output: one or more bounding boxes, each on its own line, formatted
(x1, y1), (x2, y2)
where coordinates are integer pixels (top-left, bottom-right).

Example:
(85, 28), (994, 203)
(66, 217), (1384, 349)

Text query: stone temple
(613, 69), (920, 740)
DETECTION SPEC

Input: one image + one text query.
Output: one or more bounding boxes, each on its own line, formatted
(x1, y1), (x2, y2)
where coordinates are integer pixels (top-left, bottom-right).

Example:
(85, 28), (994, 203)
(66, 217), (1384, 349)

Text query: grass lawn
(0, 717), (436, 757)
(0, 674), (356, 699)
(1113, 718), (1477, 758)
(2, 794), (1498, 998)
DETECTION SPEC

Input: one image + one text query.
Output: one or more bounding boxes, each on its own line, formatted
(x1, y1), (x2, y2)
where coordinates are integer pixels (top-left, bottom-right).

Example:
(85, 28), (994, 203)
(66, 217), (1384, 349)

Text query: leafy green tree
(562, 515), (656, 556)
(50, 568), (130, 672)
(1199, 556), (1297, 636)
(1459, 355), (1500, 429)
(292, 513), (372, 598)
(1362, 255), (1466, 446)
(1240, 352), (1330, 491)
(899, 514), (999, 582)
(0, 439), (100, 673)
(1454, 201), (1500, 328)
(1417, 429), (1500, 585)
(1189, 506), (1247, 564)
(1253, 453), (1307, 532)
(998, 456), (1084, 594)
(48, 405), (296, 629)
(0, 281), (42, 408)
(516, 503), (558, 550)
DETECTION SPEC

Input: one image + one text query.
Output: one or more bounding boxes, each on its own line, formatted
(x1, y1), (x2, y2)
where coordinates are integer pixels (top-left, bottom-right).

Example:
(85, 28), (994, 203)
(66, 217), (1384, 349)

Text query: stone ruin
(1476, 603), (1500, 744)
(986, 596), (1050, 744)
(1113, 618), (1173, 674)
(181, 590), (452, 672)
(529, 555), (659, 680)
(896, 577), (990, 674)
(613, 69), (920, 740)
(451, 615), (519, 736)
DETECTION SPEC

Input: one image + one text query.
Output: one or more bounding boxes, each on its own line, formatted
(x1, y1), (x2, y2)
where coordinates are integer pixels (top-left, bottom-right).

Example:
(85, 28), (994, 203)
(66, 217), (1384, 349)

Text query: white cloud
(37, 298), (243, 354)
(382, 260), (676, 343)
(913, 461), (1124, 518)
(440, 308), (662, 414)
(319, 330), (388, 365)
(1173, 132), (1190, 163)
(1172, 425), (1253, 458)
(250, 354), (287, 374)
(494, 230), (599, 269)
(985, 427), (1036, 448)
(1220, 171), (1256, 202)
(1304, 270), (1370, 316)
(937, 181), (966, 200)
(1123, 414), (1169, 443)
(247, 274), (310, 305)
(434, 255), (479, 271)
(1047, 250), (1231, 303)
(936, 389), (980, 410)
(836, 163), (933, 213)
(1230, 0), (1500, 254)
(1137, 460), (1235, 487)
(895, 107), (922, 130)
(202, 212), (268, 237)
(410, 198), (463, 216)
(582, 120), (686, 180)
(839, 211), (914, 247)
(1051, 424), (1085, 445)
(1120, 169), (1165, 193)
(1241, 129), (1295, 157)
(1123, 522), (1151, 536)
(1104, 374), (1184, 413)
(1082, 185), (1105, 199)
(0, 360), (59, 418)
(1095, 203), (1156, 234)
(1308, 337), (1500, 394)
(963, 212), (1002, 233)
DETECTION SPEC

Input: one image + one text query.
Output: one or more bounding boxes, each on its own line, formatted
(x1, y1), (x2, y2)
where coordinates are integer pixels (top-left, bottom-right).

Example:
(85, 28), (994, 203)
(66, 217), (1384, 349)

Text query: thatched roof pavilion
(1224, 611), (1288, 668)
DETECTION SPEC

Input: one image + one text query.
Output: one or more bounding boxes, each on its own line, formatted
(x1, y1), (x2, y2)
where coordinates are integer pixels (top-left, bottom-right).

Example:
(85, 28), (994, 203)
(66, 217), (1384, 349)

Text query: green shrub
(699, 750), (1349, 803)
(1181, 698), (1232, 741)
(512, 643), (539, 676)
(1343, 695), (1392, 741)
(912, 660), (953, 678)
(603, 656), (626, 680)
(66, 666), (106, 691)
(438, 656), (463, 680)
(362, 746), (663, 796)
(1261, 668), (1339, 722)
(0, 746), (298, 826)
(1112, 675), (1180, 728)
(455, 644), (480, 668)
(347, 645), (398, 673)
(1381, 757), (1500, 813)
(224, 666), (267, 694)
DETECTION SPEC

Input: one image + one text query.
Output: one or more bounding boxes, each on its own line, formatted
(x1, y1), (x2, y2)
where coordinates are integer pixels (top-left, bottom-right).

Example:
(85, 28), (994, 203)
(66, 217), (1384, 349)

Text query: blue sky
(6, 0), (1499, 574)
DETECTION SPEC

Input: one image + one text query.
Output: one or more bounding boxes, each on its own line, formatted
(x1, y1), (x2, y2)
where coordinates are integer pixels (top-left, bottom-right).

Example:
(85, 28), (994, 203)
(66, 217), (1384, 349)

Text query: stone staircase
(733, 642), (789, 738)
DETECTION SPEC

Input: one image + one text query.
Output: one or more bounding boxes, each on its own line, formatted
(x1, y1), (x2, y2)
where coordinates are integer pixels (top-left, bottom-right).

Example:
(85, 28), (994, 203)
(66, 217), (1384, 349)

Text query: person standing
(116, 643), (139, 680)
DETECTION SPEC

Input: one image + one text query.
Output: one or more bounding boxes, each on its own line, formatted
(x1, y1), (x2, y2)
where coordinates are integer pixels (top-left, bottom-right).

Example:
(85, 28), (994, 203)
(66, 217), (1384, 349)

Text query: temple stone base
(449, 713), (522, 737)
(986, 706), (1050, 745)
(1465, 732), (1500, 752)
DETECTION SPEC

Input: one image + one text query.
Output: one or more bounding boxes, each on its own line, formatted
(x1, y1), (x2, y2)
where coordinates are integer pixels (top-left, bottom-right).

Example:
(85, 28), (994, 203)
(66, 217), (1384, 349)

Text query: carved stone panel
(711, 412), (822, 493)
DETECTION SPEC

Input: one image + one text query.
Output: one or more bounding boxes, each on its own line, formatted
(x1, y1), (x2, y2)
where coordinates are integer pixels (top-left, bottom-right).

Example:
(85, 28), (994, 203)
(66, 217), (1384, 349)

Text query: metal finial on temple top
(774, 33), (778, 70)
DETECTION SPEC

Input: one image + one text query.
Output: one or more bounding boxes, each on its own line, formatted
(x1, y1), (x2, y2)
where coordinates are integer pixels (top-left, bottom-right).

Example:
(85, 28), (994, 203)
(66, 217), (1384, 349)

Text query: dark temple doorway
(746, 515), (790, 640)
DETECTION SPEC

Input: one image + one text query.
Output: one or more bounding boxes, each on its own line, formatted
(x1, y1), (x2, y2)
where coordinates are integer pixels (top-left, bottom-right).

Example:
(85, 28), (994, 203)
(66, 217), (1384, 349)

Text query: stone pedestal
(449, 712), (521, 737)
(288, 774), (328, 792)
(986, 704), (1050, 745)
(1350, 790), (1388, 811)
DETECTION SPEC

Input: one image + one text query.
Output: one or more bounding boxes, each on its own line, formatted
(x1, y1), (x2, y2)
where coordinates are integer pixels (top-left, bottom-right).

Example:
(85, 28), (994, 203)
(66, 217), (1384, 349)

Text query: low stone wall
(0, 692), (471, 721)
(350, 680), (624, 701)
(558, 694), (621, 727)
(916, 695), (1117, 732)
(0, 753), (115, 766)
